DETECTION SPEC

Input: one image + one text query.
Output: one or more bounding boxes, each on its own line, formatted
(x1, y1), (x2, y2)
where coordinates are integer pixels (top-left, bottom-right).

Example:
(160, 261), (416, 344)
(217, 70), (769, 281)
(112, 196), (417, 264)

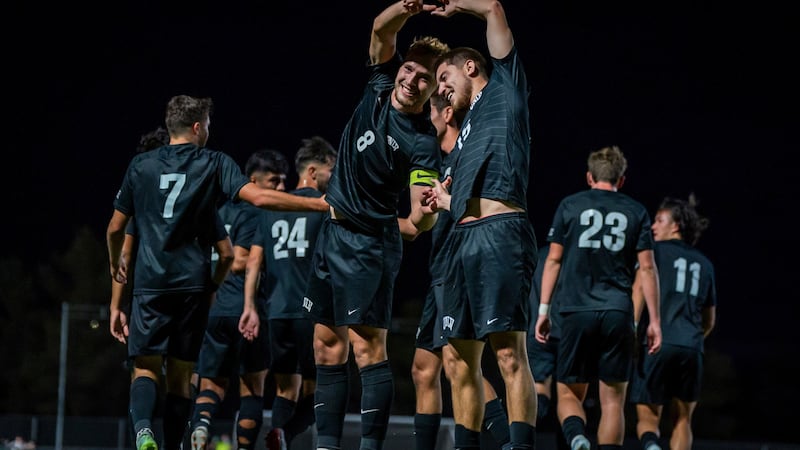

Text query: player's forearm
(242, 184), (329, 212)
(640, 268), (661, 325)
(374, 1), (417, 37)
(110, 281), (125, 311)
(412, 209), (438, 234)
(243, 265), (261, 310)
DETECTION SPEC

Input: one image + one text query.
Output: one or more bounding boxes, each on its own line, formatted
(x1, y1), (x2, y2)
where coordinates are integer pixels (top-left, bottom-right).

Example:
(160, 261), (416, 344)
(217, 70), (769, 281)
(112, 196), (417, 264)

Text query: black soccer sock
(129, 376), (158, 433)
(640, 431), (660, 450)
(271, 395), (297, 429)
(284, 393), (316, 443)
(508, 421), (536, 449)
(555, 417), (570, 450)
(164, 393), (192, 450)
(314, 363), (350, 450)
(560, 416), (586, 448)
(190, 389), (222, 430)
(359, 360), (394, 449)
(536, 394), (550, 420)
(483, 398), (510, 446)
(454, 424), (481, 450)
(414, 413), (442, 450)
(237, 395), (263, 450)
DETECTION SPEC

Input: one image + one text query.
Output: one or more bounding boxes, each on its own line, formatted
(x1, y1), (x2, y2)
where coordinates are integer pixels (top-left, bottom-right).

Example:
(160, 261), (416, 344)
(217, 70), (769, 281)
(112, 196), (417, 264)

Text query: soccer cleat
(190, 425), (209, 450)
(265, 427), (288, 450)
(570, 434), (590, 450)
(135, 427), (158, 450)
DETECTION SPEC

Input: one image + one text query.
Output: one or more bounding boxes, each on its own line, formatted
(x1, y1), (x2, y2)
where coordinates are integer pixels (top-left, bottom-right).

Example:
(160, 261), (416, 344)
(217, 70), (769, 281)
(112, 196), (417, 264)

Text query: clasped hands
(422, 176), (452, 212)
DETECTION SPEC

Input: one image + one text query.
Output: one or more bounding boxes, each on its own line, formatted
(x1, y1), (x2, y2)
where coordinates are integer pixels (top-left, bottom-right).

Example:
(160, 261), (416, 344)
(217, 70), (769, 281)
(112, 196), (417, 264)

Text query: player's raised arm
(431, 0), (513, 59)
(370, 0), (437, 65)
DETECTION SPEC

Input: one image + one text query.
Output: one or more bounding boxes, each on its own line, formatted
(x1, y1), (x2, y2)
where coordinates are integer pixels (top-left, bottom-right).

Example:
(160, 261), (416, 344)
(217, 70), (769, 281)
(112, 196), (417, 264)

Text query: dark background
(3, 1), (797, 446)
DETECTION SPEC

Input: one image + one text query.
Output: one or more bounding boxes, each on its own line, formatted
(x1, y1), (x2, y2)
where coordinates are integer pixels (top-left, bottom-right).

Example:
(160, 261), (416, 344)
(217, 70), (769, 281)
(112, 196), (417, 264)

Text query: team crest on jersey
(386, 135), (399, 152)
(442, 315), (455, 331)
(303, 297), (313, 312)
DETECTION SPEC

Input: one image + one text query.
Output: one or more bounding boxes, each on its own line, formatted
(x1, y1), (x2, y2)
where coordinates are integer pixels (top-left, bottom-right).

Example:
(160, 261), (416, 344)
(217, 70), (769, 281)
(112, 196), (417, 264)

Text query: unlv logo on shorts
(442, 316), (455, 331)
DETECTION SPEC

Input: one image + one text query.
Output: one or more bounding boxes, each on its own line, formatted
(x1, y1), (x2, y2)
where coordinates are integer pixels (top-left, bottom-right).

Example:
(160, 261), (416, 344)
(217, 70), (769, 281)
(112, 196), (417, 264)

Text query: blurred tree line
(0, 226), (791, 444)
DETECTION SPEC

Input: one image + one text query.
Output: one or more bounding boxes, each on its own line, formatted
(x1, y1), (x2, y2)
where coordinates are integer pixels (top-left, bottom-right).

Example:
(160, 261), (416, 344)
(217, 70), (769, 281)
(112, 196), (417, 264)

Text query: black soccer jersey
(428, 149), (457, 284)
(256, 188), (327, 319)
(212, 200), (270, 318)
(325, 53), (442, 236)
(546, 189), (654, 313)
(647, 239), (717, 351)
(448, 46), (531, 222)
(113, 143), (249, 294)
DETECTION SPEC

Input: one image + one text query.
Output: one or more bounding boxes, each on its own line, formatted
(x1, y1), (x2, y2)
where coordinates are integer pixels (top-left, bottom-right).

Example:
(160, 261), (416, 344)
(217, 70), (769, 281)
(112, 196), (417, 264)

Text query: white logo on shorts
(348, 308), (360, 315)
(487, 317), (499, 325)
(442, 316), (455, 331)
(303, 297), (313, 312)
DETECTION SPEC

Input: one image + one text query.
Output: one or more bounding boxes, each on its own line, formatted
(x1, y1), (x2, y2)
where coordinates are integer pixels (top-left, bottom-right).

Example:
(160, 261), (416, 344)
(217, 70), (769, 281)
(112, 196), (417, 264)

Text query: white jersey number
(673, 257), (701, 296)
(356, 130), (376, 152)
(160, 173), (186, 218)
(578, 209), (627, 252)
(272, 218), (309, 259)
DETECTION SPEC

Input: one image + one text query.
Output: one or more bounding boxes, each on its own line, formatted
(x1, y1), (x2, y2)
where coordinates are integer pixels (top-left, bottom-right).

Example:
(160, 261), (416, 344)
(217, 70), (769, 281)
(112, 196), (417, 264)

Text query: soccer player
(425, 1), (538, 448)
(108, 126), (234, 450)
(188, 149), (290, 450)
(534, 146), (662, 450)
(302, 2), (448, 449)
(402, 94), (510, 450)
(106, 94), (330, 450)
(629, 195), (716, 450)
(245, 136), (338, 450)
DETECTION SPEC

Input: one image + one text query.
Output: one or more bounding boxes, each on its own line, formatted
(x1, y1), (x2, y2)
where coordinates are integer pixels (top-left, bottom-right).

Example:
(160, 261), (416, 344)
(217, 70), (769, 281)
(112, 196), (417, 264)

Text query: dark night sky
(7, 1), (798, 444)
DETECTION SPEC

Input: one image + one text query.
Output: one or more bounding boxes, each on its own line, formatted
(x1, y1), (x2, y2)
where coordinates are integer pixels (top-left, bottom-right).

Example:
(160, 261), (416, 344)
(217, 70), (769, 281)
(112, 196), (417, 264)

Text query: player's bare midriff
(459, 197), (524, 223)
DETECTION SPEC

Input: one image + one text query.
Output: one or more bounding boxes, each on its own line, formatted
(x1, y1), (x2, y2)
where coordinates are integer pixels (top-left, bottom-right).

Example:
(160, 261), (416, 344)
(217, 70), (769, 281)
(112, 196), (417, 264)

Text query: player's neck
(440, 129), (459, 154)
(296, 178), (317, 190)
(591, 181), (617, 192)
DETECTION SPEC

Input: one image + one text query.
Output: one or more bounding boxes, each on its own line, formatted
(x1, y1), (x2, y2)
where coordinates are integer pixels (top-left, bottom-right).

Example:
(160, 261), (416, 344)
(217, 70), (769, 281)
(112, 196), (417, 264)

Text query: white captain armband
(409, 169), (438, 187)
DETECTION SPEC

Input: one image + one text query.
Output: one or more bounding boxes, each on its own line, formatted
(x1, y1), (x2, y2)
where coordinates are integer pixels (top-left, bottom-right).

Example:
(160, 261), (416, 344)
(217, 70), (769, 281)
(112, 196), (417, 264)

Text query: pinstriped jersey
(546, 189), (654, 313)
(325, 53), (442, 235)
(428, 148), (457, 284)
(257, 188), (327, 319)
(448, 47), (531, 222)
(113, 143), (249, 294)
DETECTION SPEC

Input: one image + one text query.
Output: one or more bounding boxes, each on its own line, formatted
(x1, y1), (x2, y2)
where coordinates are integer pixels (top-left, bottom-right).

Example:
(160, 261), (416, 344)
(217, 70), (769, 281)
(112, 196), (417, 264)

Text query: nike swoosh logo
(361, 408), (380, 414)
(314, 403), (325, 409)
(487, 318), (499, 325)
(348, 308), (359, 315)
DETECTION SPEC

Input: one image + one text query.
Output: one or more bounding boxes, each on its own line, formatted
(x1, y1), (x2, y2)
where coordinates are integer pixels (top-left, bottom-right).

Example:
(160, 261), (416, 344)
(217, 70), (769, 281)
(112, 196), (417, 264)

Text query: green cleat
(135, 427), (158, 450)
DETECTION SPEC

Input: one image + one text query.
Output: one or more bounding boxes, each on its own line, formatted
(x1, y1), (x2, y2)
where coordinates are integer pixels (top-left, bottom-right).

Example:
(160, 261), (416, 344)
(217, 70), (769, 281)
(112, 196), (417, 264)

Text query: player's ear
(443, 106), (454, 123)
(617, 175), (626, 189)
(585, 171), (593, 186)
